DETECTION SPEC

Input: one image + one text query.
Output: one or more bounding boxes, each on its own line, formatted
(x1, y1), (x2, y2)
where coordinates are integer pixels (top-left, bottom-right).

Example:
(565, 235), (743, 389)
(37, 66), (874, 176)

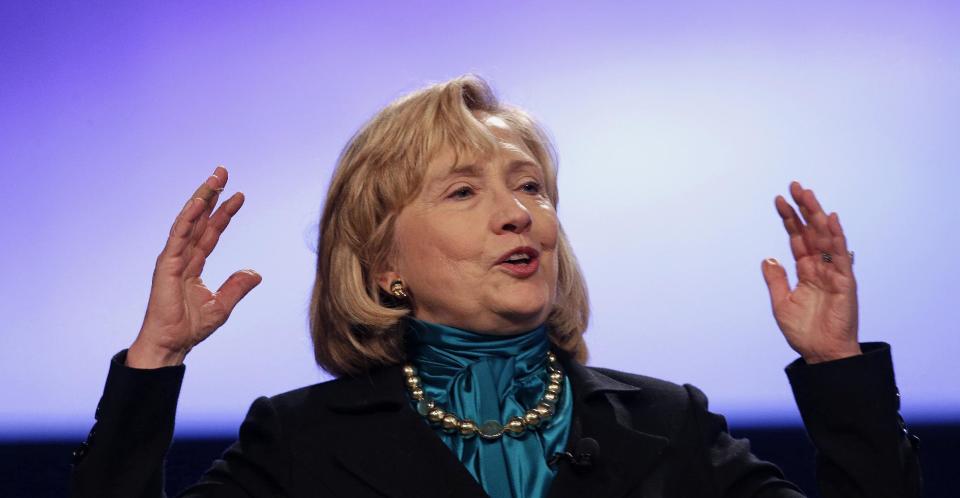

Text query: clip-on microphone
(548, 437), (600, 470)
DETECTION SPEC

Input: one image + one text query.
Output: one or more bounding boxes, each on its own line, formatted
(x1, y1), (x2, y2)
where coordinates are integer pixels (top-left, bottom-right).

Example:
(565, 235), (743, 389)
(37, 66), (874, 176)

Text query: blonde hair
(310, 74), (589, 377)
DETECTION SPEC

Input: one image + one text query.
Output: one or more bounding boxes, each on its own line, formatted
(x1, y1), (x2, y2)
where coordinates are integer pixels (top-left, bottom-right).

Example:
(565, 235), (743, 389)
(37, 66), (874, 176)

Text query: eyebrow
(442, 160), (541, 179)
(446, 163), (483, 177)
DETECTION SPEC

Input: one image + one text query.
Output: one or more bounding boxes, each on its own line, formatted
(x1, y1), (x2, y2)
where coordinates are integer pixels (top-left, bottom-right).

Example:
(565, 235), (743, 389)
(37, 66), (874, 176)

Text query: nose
(491, 192), (533, 235)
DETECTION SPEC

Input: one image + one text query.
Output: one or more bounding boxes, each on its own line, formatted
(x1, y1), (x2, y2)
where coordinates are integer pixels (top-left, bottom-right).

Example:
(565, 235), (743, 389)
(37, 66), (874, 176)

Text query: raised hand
(761, 181), (861, 364)
(126, 166), (262, 368)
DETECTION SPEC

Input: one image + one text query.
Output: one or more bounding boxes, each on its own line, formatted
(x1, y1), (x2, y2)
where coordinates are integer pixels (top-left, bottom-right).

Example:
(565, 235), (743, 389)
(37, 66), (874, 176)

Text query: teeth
(506, 253), (530, 262)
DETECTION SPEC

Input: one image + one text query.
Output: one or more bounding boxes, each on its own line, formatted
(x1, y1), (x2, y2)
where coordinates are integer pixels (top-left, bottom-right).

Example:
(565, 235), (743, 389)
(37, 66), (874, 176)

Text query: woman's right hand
(126, 166), (262, 369)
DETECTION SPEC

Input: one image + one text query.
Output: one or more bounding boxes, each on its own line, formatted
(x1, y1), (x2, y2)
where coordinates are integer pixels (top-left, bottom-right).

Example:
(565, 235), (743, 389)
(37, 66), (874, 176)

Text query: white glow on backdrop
(1, 1), (957, 439)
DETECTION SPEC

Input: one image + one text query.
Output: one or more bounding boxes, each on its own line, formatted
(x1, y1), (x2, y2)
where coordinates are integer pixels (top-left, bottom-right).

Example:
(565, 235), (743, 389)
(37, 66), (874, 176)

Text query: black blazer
(70, 343), (921, 498)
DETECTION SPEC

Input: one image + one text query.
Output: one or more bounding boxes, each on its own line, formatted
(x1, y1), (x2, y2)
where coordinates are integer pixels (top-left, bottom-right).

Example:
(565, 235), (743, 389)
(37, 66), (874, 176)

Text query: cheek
(530, 202), (560, 294)
(533, 201), (560, 250)
(395, 215), (485, 285)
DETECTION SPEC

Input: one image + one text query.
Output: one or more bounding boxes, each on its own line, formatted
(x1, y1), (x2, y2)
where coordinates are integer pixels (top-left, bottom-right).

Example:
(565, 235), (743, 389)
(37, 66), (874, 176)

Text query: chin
(493, 288), (552, 327)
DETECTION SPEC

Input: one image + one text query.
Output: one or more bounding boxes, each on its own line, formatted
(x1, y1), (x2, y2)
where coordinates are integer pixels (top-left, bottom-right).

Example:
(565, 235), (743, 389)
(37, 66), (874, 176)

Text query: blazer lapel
(325, 365), (488, 498)
(547, 356), (670, 498)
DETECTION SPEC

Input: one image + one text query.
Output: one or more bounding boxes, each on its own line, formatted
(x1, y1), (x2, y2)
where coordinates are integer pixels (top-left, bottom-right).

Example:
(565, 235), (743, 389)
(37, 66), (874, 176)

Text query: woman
(70, 75), (921, 498)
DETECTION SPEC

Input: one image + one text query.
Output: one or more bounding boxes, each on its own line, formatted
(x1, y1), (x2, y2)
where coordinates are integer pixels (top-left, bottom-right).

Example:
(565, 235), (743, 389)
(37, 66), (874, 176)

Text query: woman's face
(384, 114), (559, 335)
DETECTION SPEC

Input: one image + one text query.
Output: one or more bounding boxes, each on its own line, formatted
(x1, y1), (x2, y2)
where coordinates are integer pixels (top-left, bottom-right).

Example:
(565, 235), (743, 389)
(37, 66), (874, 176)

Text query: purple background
(1, 1), (958, 440)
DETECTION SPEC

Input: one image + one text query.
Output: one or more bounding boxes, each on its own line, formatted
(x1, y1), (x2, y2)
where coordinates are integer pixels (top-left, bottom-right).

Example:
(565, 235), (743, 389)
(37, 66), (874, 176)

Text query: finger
(189, 166), (227, 214)
(761, 258), (790, 308)
(790, 182), (822, 235)
(804, 186), (825, 213)
(189, 168), (228, 245)
(196, 192), (245, 258)
(162, 196), (208, 260)
(214, 269), (263, 315)
(183, 248), (207, 280)
(789, 181), (813, 225)
(163, 167), (226, 255)
(802, 189), (834, 254)
(184, 192), (244, 279)
(775, 195), (810, 260)
(159, 167), (229, 275)
(775, 195), (803, 234)
(827, 212), (854, 277)
(189, 173), (224, 204)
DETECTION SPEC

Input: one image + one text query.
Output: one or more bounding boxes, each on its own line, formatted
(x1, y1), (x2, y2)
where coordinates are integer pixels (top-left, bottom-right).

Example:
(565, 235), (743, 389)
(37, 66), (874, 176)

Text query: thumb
(761, 258), (790, 309)
(215, 269), (263, 315)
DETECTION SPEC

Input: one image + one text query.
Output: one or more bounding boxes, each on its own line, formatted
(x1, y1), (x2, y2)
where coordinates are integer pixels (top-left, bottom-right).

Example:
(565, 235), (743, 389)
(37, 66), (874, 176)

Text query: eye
(519, 181), (542, 194)
(448, 185), (474, 200)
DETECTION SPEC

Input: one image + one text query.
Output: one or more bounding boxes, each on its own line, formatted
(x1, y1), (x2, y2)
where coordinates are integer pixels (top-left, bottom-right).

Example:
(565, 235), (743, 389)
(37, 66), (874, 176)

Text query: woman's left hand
(761, 181), (862, 364)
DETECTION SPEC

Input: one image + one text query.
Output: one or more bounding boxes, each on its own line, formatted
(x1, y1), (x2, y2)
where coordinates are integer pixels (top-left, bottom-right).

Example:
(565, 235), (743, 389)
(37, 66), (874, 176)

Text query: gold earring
(390, 280), (408, 299)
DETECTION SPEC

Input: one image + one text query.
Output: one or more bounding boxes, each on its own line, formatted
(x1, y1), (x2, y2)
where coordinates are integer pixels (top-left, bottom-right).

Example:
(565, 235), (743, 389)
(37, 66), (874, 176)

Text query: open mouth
(502, 254), (534, 266)
(496, 246), (540, 277)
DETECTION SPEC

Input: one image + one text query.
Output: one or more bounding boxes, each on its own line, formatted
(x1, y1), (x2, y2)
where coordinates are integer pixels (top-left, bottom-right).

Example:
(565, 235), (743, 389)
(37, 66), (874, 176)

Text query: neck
(405, 317), (550, 364)
(409, 310), (548, 336)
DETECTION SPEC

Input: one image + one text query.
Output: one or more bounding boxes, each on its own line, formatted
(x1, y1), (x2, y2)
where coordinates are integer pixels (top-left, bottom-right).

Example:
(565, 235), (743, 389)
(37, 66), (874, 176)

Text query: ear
(376, 268), (402, 295)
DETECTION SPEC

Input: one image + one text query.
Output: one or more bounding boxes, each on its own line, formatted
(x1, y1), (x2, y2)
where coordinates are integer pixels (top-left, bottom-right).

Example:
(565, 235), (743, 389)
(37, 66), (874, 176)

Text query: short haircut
(310, 74), (590, 377)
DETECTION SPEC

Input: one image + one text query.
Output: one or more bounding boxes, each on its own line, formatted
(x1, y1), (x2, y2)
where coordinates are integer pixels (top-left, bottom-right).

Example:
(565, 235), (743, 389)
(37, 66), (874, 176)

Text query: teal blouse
(405, 318), (573, 498)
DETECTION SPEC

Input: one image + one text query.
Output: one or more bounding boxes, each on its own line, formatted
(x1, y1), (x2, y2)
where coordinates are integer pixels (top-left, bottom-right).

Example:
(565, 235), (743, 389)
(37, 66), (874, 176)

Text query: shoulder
(572, 364), (724, 453)
(263, 380), (333, 412)
(575, 363), (709, 426)
(588, 365), (693, 398)
(248, 365), (409, 426)
(582, 364), (702, 404)
(263, 374), (367, 413)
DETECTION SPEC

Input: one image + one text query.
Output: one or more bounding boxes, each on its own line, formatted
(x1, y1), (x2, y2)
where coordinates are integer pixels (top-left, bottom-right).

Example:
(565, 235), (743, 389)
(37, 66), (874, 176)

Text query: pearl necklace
(402, 351), (564, 440)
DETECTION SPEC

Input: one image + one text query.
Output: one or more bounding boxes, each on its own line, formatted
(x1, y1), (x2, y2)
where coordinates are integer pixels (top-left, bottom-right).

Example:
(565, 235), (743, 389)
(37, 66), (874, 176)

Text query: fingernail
(765, 258), (779, 266)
